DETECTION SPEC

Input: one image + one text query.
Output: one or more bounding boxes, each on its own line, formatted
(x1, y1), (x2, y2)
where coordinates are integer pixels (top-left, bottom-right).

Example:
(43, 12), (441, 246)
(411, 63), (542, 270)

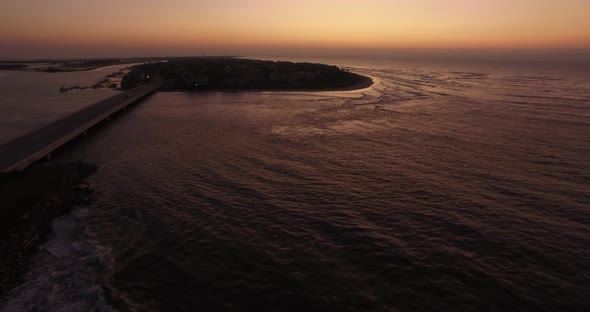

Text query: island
(121, 57), (373, 91)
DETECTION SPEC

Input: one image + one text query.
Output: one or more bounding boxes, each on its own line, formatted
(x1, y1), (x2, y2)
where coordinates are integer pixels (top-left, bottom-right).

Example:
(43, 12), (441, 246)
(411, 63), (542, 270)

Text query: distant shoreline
(0, 59), (161, 73)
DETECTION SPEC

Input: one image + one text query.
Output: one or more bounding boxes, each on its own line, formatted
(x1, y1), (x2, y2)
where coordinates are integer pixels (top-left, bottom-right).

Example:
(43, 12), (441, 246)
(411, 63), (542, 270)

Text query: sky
(1, 0), (589, 59)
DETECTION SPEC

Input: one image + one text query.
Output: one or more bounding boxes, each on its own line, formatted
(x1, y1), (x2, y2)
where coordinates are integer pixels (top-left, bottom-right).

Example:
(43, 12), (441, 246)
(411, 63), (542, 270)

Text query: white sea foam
(1, 209), (116, 312)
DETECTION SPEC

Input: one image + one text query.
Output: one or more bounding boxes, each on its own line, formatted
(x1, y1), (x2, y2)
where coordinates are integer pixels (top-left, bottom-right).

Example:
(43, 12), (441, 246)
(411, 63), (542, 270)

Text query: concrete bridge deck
(0, 81), (163, 172)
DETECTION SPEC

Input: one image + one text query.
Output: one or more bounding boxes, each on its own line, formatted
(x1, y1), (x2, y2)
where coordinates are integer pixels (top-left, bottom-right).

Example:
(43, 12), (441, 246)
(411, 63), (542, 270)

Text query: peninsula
(121, 57), (373, 91)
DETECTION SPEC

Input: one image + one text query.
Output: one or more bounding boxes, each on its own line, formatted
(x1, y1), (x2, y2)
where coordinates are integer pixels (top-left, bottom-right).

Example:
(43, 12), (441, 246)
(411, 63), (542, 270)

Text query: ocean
(1, 57), (589, 311)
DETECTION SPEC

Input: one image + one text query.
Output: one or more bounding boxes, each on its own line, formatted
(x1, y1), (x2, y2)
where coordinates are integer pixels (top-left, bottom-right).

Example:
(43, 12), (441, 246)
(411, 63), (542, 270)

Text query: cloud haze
(1, 0), (589, 59)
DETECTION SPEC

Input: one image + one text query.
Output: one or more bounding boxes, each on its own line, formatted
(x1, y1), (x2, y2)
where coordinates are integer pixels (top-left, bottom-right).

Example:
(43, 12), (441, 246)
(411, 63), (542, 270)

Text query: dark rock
(0, 162), (97, 298)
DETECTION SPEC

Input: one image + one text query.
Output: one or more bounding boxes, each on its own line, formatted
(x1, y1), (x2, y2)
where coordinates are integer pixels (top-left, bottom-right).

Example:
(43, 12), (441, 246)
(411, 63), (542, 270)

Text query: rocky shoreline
(0, 162), (97, 298)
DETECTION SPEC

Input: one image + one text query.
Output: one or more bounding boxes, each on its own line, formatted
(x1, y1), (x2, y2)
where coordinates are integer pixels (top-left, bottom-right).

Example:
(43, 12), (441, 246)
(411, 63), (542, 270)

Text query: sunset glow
(1, 0), (589, 57)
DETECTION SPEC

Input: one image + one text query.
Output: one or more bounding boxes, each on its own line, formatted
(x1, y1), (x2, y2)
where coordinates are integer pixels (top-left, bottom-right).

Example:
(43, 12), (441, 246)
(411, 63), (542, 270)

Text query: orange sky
(1, 0), (589, 58)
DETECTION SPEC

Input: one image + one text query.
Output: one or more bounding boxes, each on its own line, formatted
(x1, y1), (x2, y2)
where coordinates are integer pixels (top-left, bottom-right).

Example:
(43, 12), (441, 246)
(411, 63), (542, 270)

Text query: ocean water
(1, 58), (590, 311)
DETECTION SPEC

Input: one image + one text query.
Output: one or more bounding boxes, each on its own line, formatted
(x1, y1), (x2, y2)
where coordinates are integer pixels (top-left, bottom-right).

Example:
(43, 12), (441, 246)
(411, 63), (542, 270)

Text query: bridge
(0, 81), (163, 173)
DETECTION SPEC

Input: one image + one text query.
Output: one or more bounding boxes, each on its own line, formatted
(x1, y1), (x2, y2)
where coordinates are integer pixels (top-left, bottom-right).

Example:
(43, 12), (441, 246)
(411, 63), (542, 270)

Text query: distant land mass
(121, 57), (373, 92)
(0, 58), (162, 72)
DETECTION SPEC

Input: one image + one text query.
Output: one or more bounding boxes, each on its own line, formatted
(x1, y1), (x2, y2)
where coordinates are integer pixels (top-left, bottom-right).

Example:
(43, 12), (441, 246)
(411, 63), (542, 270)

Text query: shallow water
(1, 59), (590, 311)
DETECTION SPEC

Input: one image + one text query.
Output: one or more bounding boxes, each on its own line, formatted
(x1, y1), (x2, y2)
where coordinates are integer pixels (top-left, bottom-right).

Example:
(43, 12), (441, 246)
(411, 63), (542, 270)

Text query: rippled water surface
(2, 59), (590, 311)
